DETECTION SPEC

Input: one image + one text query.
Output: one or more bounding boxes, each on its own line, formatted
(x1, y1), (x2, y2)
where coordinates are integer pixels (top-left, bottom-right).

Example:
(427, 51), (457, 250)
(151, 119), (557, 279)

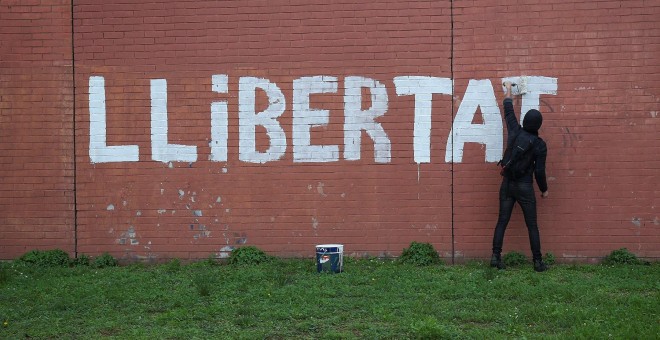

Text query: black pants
(492, 179), (542, 260)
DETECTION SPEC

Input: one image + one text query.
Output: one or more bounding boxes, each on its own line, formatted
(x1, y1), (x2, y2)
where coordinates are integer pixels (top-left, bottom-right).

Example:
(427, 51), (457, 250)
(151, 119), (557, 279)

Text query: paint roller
(501, 76), (528, 95)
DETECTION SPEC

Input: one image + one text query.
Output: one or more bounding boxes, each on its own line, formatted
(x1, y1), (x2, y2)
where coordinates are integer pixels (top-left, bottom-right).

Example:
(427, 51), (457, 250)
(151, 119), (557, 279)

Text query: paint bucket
(316, 244), (343, 273)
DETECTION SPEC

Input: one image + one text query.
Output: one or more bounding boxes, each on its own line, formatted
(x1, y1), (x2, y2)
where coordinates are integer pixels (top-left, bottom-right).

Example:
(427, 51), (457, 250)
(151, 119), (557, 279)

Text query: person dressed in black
(491, 81), (549, 272)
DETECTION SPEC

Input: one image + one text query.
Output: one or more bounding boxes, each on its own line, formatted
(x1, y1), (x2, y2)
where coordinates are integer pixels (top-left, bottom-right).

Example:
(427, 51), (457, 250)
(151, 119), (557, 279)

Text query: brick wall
(452, 0), (659, 261)
(0, 0), (74, 257)
(1, 0), (658, 262)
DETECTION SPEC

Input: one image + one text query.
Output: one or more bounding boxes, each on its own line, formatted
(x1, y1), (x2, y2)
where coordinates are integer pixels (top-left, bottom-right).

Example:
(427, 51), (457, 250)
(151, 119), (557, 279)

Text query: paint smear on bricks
(217, 246), (234, 259)
(631, 217), (642, 227)
(193, 225), (210, 240)
(317, 182), (327, 197)
(117, 226), (139, 245)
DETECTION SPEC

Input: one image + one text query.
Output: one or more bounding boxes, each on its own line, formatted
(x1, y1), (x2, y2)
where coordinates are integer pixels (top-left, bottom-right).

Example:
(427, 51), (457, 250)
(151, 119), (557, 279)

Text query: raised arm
(502, 81), (520, 139)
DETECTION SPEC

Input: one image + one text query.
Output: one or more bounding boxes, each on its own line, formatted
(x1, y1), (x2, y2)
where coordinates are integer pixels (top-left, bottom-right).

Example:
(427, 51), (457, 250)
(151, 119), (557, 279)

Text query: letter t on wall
(501, 76), (558, 124)
(393, 76), (452, 163)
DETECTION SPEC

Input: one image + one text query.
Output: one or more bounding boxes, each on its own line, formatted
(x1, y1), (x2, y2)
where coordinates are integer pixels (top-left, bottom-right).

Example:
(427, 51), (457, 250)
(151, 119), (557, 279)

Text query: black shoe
(534, 259), (548, 272)
(490, 254), (505, 270)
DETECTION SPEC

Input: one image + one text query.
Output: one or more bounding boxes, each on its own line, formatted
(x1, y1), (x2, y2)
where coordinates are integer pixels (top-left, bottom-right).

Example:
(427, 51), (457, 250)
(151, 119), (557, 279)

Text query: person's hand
(503, 81), (512, 90)
(503, 81), (513, 98)
(541, 191), (549, 198)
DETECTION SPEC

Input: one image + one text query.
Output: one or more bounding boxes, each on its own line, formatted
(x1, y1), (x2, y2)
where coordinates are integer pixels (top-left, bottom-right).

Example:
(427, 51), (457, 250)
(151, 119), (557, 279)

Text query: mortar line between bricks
(450, 0), (455, 265)
(71, 0), (78, 258)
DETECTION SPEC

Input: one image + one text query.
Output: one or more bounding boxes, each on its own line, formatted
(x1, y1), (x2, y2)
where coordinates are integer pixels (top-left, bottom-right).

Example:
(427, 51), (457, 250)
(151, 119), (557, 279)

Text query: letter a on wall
(445, 79), (503, 163)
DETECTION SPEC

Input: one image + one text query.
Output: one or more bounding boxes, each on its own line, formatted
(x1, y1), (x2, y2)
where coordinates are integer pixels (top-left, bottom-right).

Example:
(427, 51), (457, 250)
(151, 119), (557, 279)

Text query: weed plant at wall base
(397, 241), (442, 266)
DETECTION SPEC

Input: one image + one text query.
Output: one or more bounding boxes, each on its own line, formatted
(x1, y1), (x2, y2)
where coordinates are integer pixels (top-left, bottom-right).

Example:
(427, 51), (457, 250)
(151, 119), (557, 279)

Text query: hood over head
(523, 109), (543, 134)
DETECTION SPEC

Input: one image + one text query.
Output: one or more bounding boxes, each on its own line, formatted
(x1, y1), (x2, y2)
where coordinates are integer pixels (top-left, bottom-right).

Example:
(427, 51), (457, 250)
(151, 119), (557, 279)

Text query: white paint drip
(157, 209), (166, 215)
(106, 204), (115, 211)
(651, 111), (658, 118)
(312, 217), (319, 236)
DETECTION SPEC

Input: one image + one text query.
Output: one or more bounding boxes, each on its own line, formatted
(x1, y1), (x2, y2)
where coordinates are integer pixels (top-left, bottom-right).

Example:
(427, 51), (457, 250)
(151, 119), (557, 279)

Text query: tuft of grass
(192, 273), (213, 297)
(0, 265), (11, 285)
(163, 259), (181, 273)
(72, 254), (91, 267)
(411, 316), (459, 339)
(602, 248), (646, 265)
(503, 251), (528, 267)
(544, 252), (556, 265)
(92, 253), (118, 268)
(397, 241), (442, 266)
(227, 246), (273, 266)
(17, 249), (72, 267)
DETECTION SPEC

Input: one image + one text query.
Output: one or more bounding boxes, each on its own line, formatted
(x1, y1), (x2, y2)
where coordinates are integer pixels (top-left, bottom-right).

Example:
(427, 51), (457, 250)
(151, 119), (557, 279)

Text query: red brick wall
(0, 0), (75, 257)
(452, 0), (659, 261)
(1, 0), (658, 262)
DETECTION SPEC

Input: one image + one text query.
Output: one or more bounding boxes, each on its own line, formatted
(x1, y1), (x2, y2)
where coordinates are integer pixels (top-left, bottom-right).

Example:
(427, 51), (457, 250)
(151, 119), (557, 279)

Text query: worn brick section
(1, 0), (658, 261)
(0, 0), (75, 258)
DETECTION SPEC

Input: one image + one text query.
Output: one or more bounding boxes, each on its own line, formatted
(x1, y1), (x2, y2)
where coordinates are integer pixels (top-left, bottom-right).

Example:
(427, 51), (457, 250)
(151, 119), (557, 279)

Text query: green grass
(0, 258), (658, 339)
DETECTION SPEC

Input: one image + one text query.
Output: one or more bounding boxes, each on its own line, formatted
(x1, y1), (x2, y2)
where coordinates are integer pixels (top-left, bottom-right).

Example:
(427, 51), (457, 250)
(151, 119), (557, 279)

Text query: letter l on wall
(88, 76), (139, 163)
(151, 79), (198, 163)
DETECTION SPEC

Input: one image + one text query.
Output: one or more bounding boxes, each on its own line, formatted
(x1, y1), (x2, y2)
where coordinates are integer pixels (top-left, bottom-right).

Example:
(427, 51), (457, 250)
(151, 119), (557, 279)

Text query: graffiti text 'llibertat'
(88, 75), (557, 164)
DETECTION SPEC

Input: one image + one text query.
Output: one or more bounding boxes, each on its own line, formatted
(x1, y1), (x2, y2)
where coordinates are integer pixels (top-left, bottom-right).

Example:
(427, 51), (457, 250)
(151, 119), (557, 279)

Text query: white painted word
(88, 75), (557, 164)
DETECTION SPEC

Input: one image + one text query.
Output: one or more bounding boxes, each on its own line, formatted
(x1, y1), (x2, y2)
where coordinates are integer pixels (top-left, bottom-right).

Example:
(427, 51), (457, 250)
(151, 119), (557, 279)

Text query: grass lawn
(0, 257), (658, 339)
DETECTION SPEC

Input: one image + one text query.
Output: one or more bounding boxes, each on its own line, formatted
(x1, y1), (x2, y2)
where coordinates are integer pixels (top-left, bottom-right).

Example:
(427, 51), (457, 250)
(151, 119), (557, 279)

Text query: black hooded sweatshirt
(503, 98), (548, 192)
